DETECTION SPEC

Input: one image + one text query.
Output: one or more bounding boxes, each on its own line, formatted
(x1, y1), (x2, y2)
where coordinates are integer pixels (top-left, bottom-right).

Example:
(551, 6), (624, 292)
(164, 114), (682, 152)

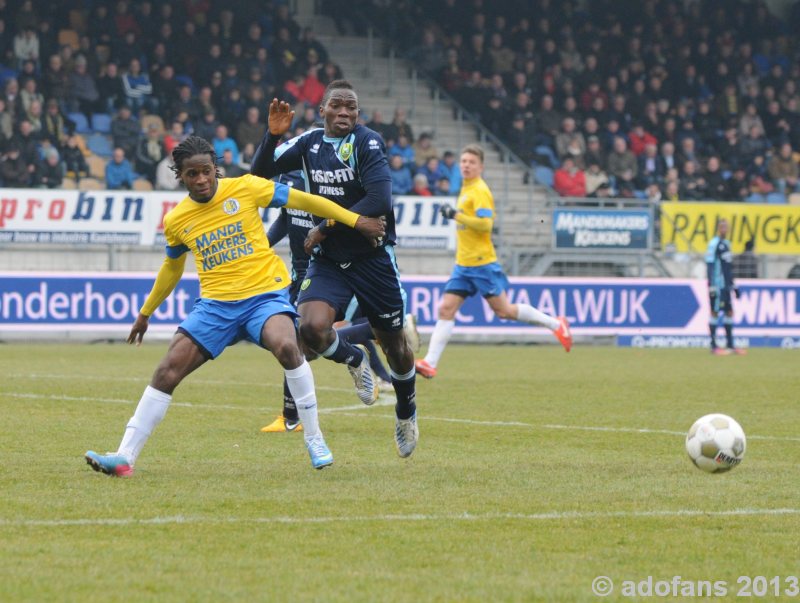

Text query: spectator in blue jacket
(105, 147), (138, 189)
(212, 124), (239, 164)
(441, 150), (462, 194)
(122, 58), (154, 114)
(387, 133), (415, 171)
(389, 154), (413, 194)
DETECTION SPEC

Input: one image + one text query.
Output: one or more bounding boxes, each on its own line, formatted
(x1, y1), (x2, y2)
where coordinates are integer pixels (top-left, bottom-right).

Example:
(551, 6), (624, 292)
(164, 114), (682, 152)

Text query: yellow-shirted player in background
(415, 143), (572, 379)
(85, 136), (385, 475)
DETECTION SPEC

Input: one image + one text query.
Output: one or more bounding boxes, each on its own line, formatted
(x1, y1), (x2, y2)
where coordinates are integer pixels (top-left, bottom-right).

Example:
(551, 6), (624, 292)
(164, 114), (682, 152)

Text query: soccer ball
(685, 414), (746, 473)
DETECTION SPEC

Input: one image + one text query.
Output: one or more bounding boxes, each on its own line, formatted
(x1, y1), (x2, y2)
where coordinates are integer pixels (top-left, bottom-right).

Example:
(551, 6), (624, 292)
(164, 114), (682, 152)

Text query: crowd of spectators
(0, 0), (344, 190)
(355, 0), (800, 203)
(362, 106), (462, 196)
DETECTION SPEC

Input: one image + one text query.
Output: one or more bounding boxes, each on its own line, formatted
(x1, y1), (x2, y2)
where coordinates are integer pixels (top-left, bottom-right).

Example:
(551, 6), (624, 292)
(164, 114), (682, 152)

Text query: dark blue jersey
(251, 125), (394, 262)
(705, 236), (734, 290)
(268, 171), (313, 283)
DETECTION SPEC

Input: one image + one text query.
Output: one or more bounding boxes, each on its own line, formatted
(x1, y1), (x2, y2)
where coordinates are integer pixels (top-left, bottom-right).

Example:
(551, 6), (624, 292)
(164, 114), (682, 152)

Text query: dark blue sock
(365, 340), (392, 382)
(336, 320), (375, 345)
(724, 323), (734, 348)
(322, 332), (364, 367)
(282, 378), (298, 422)
(393, 372), (417, 420)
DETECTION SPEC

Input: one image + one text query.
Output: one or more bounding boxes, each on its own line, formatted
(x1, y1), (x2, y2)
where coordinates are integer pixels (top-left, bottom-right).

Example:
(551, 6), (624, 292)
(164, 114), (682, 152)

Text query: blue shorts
(178, 288), (298, 359)
(445, 262), (510, 298)
(297, 248), (407, 332)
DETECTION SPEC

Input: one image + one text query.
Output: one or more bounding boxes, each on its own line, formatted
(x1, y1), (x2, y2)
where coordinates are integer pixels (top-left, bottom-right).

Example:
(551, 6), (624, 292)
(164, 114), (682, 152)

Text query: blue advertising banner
(552, 208), (651, 249)
(2, 274), (799, 346)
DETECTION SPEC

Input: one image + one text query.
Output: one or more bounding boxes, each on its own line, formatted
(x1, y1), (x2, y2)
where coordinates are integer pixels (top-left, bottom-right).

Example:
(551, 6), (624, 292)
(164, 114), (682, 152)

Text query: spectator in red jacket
(554, 156), (586, 197)
(628, 121), (659, 157)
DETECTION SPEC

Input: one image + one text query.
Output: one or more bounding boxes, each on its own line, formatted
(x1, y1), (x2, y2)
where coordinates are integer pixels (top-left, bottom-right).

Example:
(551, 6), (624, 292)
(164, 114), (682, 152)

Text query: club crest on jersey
(222, 198), (240, 215)
(300, 278), (311, 290)
(339, 142), (353, 161)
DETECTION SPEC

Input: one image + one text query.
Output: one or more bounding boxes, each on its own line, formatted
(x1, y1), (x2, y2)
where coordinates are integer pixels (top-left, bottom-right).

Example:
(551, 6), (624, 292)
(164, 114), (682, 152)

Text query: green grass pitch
(1, 343), (798, 602)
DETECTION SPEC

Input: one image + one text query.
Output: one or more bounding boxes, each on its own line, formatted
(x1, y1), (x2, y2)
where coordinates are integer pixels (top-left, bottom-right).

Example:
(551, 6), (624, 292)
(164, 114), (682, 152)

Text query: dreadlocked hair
(170, 135), (222, 179)
(321, 79), (356, 106)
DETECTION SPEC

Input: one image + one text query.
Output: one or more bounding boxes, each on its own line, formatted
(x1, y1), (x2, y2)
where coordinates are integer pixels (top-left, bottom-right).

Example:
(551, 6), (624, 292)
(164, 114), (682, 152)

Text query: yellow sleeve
(285, 188), (359, 228)
(455, 212), (493, 233)
(140, 254), (187, 316)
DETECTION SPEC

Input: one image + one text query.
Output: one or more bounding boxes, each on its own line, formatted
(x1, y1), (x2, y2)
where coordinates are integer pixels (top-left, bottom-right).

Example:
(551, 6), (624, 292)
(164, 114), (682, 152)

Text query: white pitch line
(2, 508), (799, 528)
(6, 372), (353, 394)
(3, 392), (799, 443)
(331, 412), (800, 443)
(1, 392), (262, 412)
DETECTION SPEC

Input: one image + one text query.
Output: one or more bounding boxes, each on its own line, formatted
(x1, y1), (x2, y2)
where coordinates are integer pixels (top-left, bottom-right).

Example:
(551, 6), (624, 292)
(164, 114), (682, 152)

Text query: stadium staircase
(313, 30), (676, 277)
(313, 32), (562, 274)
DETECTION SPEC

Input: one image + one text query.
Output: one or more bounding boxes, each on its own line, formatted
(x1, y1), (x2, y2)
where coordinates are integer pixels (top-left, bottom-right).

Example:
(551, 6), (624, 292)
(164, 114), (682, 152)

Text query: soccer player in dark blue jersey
(252, 80), (419, 457)
(706, 218), (745, 355)
(260, 170), (405, 433)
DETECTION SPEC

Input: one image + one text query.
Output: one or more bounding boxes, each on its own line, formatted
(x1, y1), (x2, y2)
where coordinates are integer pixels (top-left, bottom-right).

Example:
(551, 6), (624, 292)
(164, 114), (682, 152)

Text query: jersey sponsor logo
(311, 143), (320, 153)
(338, 262), (351, 269)
(318, 186), (345, 196)
(300, 278), (311, 290)
(339, 142), (353, 161)
(368, 138), (380, 150)
(275, 276), (283, 283)
(222, 198), (240, 215)
(310, 167), (355, 184)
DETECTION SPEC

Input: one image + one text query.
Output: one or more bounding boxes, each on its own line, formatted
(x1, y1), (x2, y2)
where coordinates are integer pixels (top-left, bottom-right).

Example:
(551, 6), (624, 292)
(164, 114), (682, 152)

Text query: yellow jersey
(163, 174), (290, 301)
(455, 176), (497, 267)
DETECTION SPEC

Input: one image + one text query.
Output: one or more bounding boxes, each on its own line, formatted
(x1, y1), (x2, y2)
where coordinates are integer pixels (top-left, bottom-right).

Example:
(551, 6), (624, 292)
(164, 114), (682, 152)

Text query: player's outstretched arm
(128, 254), (187, 345)
(285, 188), (385, 243)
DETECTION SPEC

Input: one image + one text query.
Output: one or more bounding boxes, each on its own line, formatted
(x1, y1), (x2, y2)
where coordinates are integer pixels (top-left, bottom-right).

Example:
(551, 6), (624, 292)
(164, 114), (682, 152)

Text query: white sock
(516, 303), (559, 330)
(285, 360), (321, 442)
(117, 385), (171, 465)
(424, 319), (455, 368)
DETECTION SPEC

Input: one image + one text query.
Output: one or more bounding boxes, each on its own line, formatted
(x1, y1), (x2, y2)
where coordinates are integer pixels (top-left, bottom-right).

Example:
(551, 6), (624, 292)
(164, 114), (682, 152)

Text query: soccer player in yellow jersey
(415, 144), (572, 379)
(85, 136), (385, 475)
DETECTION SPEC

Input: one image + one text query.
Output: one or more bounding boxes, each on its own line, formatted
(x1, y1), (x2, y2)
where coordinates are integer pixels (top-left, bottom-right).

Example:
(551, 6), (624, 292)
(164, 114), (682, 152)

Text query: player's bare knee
(272, 339), (304, 369)
(150, 364), (181, 393)
(298, 320), (330, 351)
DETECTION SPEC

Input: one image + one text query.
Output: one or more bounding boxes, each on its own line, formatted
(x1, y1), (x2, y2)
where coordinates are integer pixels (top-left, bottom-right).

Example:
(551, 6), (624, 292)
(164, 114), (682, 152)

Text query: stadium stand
(1, 0), (798, 279)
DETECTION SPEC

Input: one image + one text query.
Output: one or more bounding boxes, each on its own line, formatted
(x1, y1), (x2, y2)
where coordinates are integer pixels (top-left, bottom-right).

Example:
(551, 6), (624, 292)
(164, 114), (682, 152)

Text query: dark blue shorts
(710, 288), (732, 316)
(178, 289), (298, 359)
(297, 247), (407, 332)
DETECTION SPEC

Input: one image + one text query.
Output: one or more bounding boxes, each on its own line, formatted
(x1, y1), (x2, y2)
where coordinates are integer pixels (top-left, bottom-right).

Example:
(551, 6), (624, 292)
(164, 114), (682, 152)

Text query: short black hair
(321, 79), (356, 106)
(170, 135), (222, 179)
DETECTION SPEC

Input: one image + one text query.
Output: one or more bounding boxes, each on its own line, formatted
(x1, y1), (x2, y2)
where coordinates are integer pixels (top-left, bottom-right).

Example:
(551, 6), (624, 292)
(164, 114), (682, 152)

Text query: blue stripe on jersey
(274, 128), (322, 160)
(384, 245), (408, 314)
(271, 182), (290, 207)
(476, 208), (493, 218)
(166, 243), (189, 258)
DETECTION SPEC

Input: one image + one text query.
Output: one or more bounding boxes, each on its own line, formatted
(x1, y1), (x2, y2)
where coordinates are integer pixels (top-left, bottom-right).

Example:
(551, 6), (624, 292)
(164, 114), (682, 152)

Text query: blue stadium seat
(68, 112), (90, 134)
(175, 74), (194, 91)
(766, 192), (787, 204)
(533, 165), (554, 187)
(0, 66), (17, 89)
(535, 145), (560, 168)
(86, 133), (114, 157)
(91, 113), (112, 133)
